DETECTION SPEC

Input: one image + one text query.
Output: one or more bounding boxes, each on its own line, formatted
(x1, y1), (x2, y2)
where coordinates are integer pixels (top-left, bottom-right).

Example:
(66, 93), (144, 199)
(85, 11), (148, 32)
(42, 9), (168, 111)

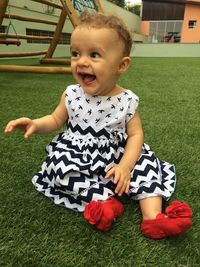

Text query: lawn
(0, 57), (200, 267)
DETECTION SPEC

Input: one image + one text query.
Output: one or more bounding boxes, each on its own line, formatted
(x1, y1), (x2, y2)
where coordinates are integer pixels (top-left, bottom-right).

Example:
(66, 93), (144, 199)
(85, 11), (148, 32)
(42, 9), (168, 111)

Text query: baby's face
(70, 26), (125, 96)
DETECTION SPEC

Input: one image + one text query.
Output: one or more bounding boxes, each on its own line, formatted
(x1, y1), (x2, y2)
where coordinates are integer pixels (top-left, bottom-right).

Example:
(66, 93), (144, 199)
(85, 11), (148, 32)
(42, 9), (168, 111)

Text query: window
(26, 28), (71, 44)
(188, 20), (197, 29)
(149, 21), (182, 43)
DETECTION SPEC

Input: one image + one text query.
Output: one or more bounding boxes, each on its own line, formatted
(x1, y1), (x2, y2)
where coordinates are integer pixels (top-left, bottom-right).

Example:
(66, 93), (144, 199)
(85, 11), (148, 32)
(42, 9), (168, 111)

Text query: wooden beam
(95, 0), (104, 12)
(0, 50), (47, 58)
(4, 13), (57, 26)
(40, 58), (70, 65)
(0, 0), (8, 26)
(44, 7), (67, 59)
(0, 33), (53, 41)
(31, 0), (62, 9)
(60, 0), (79, 27)
(0, 65), (71, 74)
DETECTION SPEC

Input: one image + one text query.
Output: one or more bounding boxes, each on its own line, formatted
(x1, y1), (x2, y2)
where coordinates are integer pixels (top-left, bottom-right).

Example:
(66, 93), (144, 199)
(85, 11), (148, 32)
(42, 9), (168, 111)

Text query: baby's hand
(105, 165), (131, 196)
(4, 117), (36, 139)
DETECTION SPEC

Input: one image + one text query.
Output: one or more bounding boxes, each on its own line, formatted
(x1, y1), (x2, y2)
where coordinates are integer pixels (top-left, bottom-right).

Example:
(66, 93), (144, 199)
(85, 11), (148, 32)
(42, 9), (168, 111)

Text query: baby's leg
(139, 196), (162, 220)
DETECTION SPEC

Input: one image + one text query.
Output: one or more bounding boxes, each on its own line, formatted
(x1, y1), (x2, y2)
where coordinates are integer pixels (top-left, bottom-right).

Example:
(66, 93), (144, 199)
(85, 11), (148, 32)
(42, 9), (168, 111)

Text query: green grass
(0, 58), (200, 267)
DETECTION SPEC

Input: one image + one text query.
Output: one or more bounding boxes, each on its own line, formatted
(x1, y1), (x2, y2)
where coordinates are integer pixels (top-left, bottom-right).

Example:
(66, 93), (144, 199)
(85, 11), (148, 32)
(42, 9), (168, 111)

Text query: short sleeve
(125, 90), (139, 123)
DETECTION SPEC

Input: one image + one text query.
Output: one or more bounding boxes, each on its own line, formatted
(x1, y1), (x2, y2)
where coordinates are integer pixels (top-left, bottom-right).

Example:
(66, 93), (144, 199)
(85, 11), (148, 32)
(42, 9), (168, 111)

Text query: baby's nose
(78, 56), (89, 66)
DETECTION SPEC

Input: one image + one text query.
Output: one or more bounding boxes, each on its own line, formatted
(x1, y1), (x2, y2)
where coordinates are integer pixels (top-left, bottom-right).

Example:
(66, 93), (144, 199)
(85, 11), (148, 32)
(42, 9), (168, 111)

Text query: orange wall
(181, 4), (200, 43)
(140, 21), (150, 36)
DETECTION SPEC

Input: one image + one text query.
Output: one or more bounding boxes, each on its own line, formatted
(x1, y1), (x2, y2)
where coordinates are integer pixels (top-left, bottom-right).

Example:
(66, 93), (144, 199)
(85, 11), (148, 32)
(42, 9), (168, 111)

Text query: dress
(32, 84), (176, 212)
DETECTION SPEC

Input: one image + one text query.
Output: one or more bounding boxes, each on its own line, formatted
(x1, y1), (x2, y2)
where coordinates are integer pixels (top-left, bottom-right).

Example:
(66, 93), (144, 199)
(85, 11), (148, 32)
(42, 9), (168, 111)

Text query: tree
(107, 0), (126, 8)
(126, 4), (141, 16)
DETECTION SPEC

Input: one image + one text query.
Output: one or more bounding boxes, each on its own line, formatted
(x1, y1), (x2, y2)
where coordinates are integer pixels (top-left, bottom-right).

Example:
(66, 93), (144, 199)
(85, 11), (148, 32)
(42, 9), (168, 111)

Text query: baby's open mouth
(79, 73), (96, 85)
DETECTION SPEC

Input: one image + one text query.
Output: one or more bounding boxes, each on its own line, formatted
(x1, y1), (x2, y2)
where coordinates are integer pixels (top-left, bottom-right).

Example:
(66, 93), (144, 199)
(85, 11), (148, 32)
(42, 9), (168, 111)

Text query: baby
(5, 11), (192, 238)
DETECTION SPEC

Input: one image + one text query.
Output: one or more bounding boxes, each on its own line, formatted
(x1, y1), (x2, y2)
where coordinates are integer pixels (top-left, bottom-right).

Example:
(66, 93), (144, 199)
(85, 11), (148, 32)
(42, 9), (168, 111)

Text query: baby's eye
(90, 52), (101, 59)
(71, 51), (80, 58)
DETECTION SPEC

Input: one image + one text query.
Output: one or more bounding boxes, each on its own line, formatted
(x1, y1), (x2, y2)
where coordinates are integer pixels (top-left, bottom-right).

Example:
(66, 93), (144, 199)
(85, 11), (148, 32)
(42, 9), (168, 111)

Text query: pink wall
(181, 4), (200, 43)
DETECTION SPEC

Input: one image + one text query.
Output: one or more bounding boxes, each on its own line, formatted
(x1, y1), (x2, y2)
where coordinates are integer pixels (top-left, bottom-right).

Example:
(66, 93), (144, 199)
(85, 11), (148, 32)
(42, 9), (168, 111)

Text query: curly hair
(77, 10), (133, 56)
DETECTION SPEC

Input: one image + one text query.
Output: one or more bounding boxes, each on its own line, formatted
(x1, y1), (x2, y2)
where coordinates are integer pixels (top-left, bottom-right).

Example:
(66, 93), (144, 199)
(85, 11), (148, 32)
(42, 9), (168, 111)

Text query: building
(0, 0), (146, 59)
(140, 0), (200, 43)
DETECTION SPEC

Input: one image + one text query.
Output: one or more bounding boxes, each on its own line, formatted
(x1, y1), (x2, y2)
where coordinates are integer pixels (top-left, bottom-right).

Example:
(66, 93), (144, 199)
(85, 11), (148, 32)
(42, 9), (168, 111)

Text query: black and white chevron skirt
(32, 85), (176, 212)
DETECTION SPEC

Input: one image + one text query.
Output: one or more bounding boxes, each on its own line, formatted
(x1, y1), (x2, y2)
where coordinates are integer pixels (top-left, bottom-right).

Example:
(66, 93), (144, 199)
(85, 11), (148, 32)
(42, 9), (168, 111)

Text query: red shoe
(141, 213), (192, 239)
(84, 198), (124, 231)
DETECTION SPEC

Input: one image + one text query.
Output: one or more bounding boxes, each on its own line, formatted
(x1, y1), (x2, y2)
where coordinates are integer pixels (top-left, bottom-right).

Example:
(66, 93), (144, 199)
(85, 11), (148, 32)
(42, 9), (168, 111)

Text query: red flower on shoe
(166, 201), (192, 218)
(84, 201), (103, 225)
(84, 198), (124, 231)
(96, 206), (115, 231)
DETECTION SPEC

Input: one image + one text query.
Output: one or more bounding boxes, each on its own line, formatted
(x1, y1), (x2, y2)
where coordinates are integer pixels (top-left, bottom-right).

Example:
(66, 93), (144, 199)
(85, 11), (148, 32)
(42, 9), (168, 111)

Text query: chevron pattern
(32, 172), (114, 212)
(32, 142), (176, 211)
(32, 85), (176, 212)
(129, 145), (176, 201)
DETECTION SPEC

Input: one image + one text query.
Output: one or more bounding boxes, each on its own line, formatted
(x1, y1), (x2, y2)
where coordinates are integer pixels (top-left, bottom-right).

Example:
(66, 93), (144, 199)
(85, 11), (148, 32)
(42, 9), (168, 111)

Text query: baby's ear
(118, 57), (131, 74)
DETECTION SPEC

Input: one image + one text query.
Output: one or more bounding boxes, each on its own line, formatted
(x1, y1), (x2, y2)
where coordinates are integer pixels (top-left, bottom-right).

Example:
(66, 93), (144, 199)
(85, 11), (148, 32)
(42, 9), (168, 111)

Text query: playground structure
(0, 0), (104, 73)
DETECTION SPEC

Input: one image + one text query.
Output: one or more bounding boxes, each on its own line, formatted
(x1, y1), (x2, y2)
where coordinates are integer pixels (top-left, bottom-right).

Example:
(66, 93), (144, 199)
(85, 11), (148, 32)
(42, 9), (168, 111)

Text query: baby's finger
(24, 123), (36, 139)
(24, 127), (33, 139)
(5, 118), (25, 132)
(113, 171), (121, 184)
(4, 120), (16, 133)
(104, 168), (115, 179)
(115, 178), (125, 194)
(117, 183), (127, 196)
(13, 117), (30, 126)
(125, 181), (130, 194)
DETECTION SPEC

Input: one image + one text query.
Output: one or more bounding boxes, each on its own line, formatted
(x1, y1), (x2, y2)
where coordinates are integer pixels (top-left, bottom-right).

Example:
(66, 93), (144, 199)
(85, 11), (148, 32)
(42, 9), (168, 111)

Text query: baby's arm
(4, 91), (68, 139)
(105, 111), (144, 196)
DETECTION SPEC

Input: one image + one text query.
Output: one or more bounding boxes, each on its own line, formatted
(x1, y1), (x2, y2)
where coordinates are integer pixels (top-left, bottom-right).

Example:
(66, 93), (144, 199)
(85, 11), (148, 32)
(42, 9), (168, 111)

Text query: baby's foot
(141, 201), (192, 239)
(141, 213), (192, 239)
(84, 198), (124, 231)
(101, 197), (124, 218)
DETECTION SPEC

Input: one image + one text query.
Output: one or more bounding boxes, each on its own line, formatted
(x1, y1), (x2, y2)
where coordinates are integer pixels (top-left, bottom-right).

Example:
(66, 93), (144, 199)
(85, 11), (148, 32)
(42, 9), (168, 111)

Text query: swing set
(0, 0), (103, 74)
(0, 5), (21, 47)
